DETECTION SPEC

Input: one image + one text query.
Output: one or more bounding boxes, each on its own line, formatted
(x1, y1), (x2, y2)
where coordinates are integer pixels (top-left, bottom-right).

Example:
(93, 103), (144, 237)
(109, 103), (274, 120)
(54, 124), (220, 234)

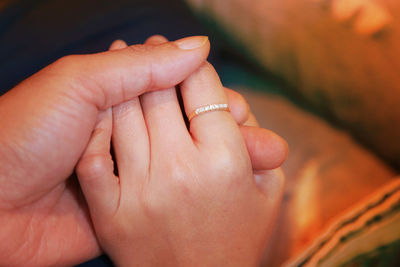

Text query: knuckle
(209, 146), (247, 177)
(45, 54), (88, 91)
(127, 44), (153, 54)
(51, 54), (81, 72)
(52, 55), (108, 108)
(160, 155), (197, 195)
(166, 160), (191, 186)
(38, 55), (79, 80)
(76, 153), (112, 180)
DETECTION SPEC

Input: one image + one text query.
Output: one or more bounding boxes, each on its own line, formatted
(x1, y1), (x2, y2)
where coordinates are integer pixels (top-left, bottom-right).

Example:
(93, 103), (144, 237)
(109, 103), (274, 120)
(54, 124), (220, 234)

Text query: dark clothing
(0, 0), (225, 95)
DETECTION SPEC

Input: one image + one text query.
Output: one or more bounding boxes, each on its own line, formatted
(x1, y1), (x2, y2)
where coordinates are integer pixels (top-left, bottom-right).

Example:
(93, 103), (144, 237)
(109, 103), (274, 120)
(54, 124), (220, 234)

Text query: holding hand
(0, 36), (210, 267)
(77, 36), (286, 267)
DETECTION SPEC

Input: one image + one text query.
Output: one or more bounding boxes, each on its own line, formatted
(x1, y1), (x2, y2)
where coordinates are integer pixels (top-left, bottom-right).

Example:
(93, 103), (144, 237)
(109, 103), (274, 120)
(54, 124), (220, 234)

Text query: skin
(77, 36), (287, 267)
(0, 36), (211, 267)
(0, 35), (287, 267)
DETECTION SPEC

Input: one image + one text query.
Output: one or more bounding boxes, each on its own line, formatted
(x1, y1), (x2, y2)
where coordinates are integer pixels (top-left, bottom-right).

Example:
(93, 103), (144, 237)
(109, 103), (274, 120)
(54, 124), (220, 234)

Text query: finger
(225, 87), (287, 170)
(224, 88), (285, 171)
(254, 168), (285, 233)
(226, 88), (259, 126)
(109, 39), (128, 50)
(25, 36), (207, 174)
(180, 62), (243, 148)
(44, 35), (210, 110)
(145, 35), (169, 45)
(0, 36), (209, 204)
(76, 40), (127, 219)
(108, 40), (150, 195)
(76, 108), (120, 219)
(141, 35), (192, 154)
(224, 87), (251, 126)
(77, 39), (127, 219)
(77, 40), (126, 219)
(112, 98), (150, 193)
(243, 113), (259, 127)
(240, 126), (289, 170)
(254, 168), (285, 201)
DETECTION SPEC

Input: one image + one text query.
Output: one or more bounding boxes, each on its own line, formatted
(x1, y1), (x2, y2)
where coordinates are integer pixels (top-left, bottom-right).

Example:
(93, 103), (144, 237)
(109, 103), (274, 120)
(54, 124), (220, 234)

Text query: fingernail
(174, 36), (209, 50)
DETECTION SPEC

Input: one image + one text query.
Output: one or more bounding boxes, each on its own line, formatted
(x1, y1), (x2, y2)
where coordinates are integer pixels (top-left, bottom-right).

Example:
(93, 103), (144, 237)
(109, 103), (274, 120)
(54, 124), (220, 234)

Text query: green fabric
(340, 239), (400, 267)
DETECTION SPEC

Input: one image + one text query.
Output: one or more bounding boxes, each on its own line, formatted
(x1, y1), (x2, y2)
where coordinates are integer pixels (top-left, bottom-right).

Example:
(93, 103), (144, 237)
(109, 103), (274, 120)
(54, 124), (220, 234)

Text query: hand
(77, 36), (287, 267)
(0, 36), (210, 267)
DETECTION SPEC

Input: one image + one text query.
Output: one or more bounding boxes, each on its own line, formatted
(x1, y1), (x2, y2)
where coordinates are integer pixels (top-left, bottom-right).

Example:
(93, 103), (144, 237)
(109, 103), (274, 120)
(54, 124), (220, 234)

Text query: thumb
(254, 168), (285, 200)
(240, 126), (289, 170)
(38, 35), (210, 109)
(0, 36), (209, 204)
(254, 168), (285, 241)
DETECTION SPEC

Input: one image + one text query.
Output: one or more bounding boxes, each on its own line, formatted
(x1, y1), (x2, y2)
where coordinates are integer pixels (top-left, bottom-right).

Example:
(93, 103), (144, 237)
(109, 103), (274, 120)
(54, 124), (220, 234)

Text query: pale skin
(77, 36), (287, 267)
(0, 35), (287, 266)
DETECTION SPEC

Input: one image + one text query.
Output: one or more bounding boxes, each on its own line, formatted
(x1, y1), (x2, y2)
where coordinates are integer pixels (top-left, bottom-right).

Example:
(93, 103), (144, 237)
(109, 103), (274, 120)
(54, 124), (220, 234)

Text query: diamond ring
(188, 103), (229, 121)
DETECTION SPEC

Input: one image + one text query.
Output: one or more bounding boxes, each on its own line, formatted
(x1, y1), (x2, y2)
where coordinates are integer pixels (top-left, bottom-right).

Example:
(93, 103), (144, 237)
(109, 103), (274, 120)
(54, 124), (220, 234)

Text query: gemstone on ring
(188, 103), (229, 121)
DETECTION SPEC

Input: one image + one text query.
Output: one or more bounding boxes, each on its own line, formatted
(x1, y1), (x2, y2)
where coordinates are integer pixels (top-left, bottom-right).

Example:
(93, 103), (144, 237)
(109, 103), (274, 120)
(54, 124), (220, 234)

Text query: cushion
(239, 88), (395, 266)
(286, 178), (400, 267)
(185, 0), (400, 168)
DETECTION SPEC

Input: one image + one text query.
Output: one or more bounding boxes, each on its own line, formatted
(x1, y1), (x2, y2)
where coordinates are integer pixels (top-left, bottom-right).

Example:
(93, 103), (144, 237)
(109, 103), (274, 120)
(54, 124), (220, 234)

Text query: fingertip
(241, 126), (289, 170)
(264, 130), (289, 168)
(70, 36), (211, 110)
(109, 40), (128, 50)
(145, 35), (169, 45)
(136, 37), (210, 92)
(76, 153), (114, 185)
(174, 36), (209, 51)
(275, 133), (289, 163)
(224, 87), (251, 125)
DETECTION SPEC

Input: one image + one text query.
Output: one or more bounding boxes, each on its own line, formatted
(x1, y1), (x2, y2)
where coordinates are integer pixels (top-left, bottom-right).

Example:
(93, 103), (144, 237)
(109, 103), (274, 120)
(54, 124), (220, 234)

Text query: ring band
(188, 103), (229, 121)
